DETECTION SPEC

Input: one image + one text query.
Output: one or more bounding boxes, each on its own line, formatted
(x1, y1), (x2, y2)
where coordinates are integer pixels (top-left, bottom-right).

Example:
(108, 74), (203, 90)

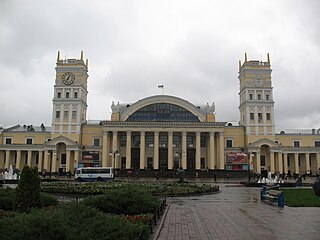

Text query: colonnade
(249, 151), (320, 175)
(102, 130), (225, 170)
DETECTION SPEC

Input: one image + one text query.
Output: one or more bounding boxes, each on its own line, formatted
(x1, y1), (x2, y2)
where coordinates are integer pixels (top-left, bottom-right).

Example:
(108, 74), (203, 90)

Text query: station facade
(1, 51), (320, 176)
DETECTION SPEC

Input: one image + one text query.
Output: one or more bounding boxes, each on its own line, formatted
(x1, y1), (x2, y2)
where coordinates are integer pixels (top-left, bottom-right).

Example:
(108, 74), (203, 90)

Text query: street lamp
(110, 150), (119, 179)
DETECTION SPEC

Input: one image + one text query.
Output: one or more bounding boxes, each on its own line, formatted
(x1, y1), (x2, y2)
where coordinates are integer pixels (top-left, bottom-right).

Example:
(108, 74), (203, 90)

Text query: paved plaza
(156, 184), (320, 240)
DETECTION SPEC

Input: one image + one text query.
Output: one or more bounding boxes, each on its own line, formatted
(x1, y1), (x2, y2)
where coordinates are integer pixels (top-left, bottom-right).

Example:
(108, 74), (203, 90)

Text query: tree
(14, 165), (42, 212)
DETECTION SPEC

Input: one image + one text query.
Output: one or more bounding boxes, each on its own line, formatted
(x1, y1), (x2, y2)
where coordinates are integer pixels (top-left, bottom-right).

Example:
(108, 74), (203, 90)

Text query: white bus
(74, 167), (114, 181)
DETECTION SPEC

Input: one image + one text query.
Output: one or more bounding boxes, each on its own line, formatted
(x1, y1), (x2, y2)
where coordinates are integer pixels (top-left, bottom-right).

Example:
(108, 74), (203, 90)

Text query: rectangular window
(66, 92), (70, 98)
(74, 92), (78, 98)
(266, 94), (269, 100)
(120, 135), (126, 147)
(64, 111), (69, 118)
(250, 113), (254, 120)
(57, 92), (61, 98)
(315, 141), (320, 147)
(298, 156), (301, 166)
(258, 113), (262, 121)
(249, 94), (253, 100)
(5, 138), (12, 144)
(226, 139), (233, 148)
(56, 111), (60, 118)
(187, 135), (194, 148)
(146, 135), (154, 147)
(287, 158), (290, 167)
(200, 136), (206, 148)
(173, 135), (181, 147)
(133, 135), (140, 147)
(26, 138), (33, 144)
(93, 138), (100, 146)
(72, 111), (77, 119)
(293, 141), (300, 147)
(159, 135), (167, 148)
(201, 158), (206, 169)
(258, 94), (261, 100)
(266, 113), (271, 120)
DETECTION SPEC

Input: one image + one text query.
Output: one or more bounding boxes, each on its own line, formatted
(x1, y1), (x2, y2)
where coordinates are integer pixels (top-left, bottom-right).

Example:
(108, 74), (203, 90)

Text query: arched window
(127, 103), (199, 122)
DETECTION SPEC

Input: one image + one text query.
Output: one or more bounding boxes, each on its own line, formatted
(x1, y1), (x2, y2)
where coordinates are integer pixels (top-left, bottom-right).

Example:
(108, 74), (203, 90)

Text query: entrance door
(187, 149), (196, 171)
(131, 148), (140, 170)
(159, 148), (168, 171)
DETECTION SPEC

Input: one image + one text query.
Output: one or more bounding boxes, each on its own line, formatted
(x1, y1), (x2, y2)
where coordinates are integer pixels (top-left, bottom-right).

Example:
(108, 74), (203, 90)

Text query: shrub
(0, 187), (15, 211)
(14, 165), (42, 212)
(0, 204), (149, 240)
(40, 193), (58, 207)
(82, 185), (161, 215)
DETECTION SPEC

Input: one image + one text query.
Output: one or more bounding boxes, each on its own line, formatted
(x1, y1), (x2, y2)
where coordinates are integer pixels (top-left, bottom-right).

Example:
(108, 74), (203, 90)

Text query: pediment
(249, 138), (280, 148)
(44, 135), (81, 147)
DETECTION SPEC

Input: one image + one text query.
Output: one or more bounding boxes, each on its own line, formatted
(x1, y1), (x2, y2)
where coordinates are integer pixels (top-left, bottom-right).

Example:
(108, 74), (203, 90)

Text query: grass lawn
(280, 188), (320, 207)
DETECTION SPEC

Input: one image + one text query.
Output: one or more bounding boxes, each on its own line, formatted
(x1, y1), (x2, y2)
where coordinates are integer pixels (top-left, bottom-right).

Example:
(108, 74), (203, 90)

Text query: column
(249, 153), (253, 171)
(181, 131), (187, 169)
(126, 131), (131, 169)
(154, 131), (159, 169)
(140, 131), (146, 170)
(195, 131), (201, 170)
(305, 153), (310, 174)
(317, 153), (320, 174)
(270, 151), (275, 173)
(277, 152), (283, 174)
(209, 132), (215, 169)
(5, 150), (10, 169)
(38, 151), (43, 172)
(112, 131), (119, 168)
(167, 131), (173, 170)
(294, 153), (299, 174)
(27, 150), (32, 167)
(219, 132), (224, 169)
(102, 132), (109, 167)
(16, 150), (22, 170)
(74, 150), (79, 170)
(44, 150), (49, 170)
(51, 152), (57, 173)
(66, 150), (71, 172)
(256, 152), (261, 173)
(283, 153), (288, 174)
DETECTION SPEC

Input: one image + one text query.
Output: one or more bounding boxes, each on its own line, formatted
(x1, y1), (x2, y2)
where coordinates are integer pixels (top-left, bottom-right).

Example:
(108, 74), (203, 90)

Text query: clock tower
(51, 51), (89, 142)
(238, 53), (275, 143)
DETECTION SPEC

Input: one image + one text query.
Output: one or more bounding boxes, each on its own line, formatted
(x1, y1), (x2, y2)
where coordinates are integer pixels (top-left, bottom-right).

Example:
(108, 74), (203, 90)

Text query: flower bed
(41, 181), (219, 196)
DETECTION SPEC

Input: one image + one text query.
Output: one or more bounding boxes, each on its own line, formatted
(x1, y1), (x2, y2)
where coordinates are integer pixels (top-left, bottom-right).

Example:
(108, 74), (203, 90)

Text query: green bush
(0, 204), (149, 240)
(0, 188), (57, 211)
(0, 187), (15, 211)
(82, 185), (160, 215)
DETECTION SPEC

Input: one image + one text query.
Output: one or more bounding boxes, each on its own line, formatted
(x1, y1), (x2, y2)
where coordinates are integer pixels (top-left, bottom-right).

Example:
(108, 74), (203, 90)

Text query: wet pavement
(156, 184), (320, 240)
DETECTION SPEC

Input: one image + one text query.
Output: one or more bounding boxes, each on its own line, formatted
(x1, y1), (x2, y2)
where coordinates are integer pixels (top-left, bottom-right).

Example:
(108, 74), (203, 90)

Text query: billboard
(80, 151), (100, 167)
(226, 152), (247, 170)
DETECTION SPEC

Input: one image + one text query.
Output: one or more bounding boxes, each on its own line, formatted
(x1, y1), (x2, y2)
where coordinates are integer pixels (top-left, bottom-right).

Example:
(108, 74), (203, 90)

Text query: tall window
(56, 111), (60, 118)
(200, 136), (206, 147)
(257, 94), (261, 100)
(266, 113), (271, 120)
(66, 92), (70, 98)
(26, 138), (33, 144)
(250, 113), (254, 120)
(187, 135), (194, 147)
(146, 135), (154, 147)
(72, 111), (77, 119)
(258, 113), (262, 121)
(74, 92), (78, 98)
(159, 135), (167, 148)
(133, 135), (140, 147)
(57, 92), (61, 98)
(266, 94), (269, 100)
(173, 135), (181, 147)
(64, 111), (69, 119)
(120, 135), (126, 147)
(249, 94), (253, 100)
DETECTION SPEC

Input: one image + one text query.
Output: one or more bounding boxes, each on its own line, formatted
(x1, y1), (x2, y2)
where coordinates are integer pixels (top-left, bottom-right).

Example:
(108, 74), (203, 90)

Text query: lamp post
(110, 150), (119, 179)
(175, 150), (185, 183)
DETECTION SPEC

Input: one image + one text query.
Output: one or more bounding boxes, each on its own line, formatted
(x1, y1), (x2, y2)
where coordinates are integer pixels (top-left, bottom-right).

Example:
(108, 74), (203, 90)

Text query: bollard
(278, 193), (284, 207)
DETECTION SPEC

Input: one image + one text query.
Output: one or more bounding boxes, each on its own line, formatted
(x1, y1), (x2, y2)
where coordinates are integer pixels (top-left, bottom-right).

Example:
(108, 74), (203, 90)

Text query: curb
(152, 204), (171, 240)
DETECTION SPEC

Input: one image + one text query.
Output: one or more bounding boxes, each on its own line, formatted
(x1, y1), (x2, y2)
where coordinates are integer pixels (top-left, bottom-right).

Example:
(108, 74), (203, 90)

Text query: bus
(74, 167), (114, 181)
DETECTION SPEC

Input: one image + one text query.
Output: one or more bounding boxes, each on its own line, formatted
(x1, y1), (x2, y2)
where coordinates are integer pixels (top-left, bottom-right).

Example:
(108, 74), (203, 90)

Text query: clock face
(61, 72), (75, 85)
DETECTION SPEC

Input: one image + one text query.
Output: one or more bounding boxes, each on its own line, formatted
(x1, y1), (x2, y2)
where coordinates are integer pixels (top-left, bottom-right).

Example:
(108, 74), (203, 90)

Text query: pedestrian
(226, 172), (230, 182)
(213, 172), (217, 182)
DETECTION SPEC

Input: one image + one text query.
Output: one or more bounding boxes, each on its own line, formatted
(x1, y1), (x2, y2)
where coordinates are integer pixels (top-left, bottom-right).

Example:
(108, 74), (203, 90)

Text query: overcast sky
(1, 0), (320, 131)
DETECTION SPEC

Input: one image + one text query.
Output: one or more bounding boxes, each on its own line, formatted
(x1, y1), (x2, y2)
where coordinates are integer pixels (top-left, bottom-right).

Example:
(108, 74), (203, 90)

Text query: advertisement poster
(80, 151), (100, 167)
(226, 152), (248, 170)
